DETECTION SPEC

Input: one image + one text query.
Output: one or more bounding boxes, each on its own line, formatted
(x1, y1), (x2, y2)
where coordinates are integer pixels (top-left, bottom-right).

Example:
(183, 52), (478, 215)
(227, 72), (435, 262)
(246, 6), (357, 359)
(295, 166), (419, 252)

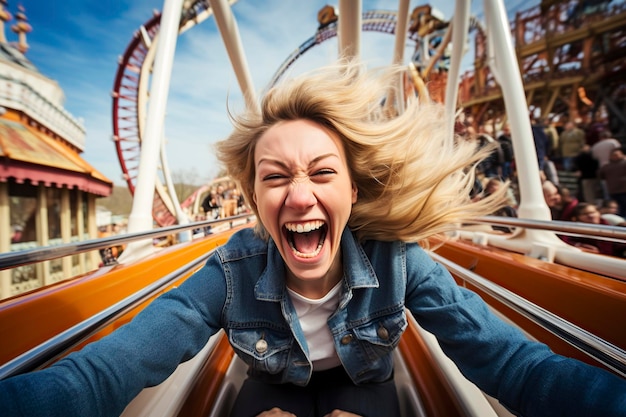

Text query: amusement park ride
(111, 0), (626, 227)
(1, 0), (626, 416)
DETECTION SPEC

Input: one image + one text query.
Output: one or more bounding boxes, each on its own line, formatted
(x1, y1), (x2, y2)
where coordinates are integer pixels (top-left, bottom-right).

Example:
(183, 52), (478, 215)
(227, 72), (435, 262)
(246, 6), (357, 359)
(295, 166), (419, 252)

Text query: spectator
(531, 117), (551, 171)
(542, 155), (559, 186)
(599, 199), (626, 226)
(598, 147), (626, 217)
(542, 180), (563, 219)
(573, 144), (599, 203)
(559, 121), (586, 172)
(585, 114), (608, 147)
(497, 123), (514, 180)
(484, 178), (517, 232)
(543, 117), (560, 160)
(559, 186), (580, 222)
(201, 190), (220, 219)
(476, 126), (503, 179)
(591, 130), (621, 168)
(560, 202), (625, 257)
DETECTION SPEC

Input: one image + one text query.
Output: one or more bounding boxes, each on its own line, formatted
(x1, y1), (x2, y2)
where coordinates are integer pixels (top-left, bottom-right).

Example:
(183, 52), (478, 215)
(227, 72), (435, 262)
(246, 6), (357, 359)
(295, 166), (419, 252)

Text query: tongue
(292, 230), (322, 253)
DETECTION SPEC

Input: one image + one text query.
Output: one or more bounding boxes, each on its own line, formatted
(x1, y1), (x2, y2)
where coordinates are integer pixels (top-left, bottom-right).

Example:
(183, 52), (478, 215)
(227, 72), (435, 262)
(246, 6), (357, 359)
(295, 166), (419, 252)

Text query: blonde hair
(216, 61), (506, 242)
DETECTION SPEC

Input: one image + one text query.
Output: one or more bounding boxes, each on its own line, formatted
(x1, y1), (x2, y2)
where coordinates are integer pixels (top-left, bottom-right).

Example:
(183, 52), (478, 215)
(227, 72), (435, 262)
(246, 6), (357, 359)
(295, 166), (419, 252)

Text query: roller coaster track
(270, 10), (422, 88)
(112, 5), (453, 226)
(111, 1), (236, 227)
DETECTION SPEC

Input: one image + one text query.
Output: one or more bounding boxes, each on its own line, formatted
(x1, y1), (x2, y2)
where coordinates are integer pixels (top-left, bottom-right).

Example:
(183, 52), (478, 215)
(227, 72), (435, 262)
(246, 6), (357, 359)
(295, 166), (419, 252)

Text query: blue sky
(14, 0), (536, 187)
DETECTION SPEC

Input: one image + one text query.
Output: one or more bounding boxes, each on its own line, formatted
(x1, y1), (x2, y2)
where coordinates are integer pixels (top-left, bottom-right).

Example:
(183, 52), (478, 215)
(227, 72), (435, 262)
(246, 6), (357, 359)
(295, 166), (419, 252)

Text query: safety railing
(456, 215), (626, 281)
(0, 247), (214, 380)
(1, 211), (623, 383)
(430, 252), (626, 379)
(0, 213), (253, 271)
(470, 215), (626, 242)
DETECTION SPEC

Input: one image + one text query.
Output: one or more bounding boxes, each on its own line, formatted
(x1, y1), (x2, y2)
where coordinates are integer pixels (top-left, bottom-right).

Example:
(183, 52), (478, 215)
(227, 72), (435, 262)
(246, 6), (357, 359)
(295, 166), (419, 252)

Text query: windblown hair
(215, 61), (506, 242)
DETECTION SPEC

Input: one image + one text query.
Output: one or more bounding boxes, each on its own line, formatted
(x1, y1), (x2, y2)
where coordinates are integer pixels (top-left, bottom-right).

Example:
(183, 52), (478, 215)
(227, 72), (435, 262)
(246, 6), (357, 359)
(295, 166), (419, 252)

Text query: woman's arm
(403, 243), (626, 417)
(0, 254), (227, 417)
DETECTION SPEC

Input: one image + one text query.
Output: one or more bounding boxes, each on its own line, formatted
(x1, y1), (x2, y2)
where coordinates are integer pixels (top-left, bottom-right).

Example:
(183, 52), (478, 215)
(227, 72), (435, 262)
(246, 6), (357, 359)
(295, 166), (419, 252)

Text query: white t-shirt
(592, 139), (621, 167)
(287, 282), (342, 371)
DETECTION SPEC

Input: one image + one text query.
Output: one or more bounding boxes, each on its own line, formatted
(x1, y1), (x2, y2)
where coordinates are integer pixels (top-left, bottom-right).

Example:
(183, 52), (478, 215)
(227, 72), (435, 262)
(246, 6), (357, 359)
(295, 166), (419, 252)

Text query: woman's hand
(323, 410), (362, 417)
(256, 407), (296, 417)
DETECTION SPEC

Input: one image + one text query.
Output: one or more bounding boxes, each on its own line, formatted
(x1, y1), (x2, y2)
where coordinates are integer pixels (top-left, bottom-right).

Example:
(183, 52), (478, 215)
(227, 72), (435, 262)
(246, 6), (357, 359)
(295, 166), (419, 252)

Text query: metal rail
(473, 216), (626, 242)
(3, 232), (623, 386)
(2, 213), (623, 272)
(0, 214), (252, 271)
(0, 248), (214, 380)
(431, 252), (626, 379)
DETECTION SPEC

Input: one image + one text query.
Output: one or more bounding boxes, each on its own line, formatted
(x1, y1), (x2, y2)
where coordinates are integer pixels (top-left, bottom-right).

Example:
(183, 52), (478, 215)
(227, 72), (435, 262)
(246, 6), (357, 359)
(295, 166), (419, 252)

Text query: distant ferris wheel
(111, 3), (429, 226)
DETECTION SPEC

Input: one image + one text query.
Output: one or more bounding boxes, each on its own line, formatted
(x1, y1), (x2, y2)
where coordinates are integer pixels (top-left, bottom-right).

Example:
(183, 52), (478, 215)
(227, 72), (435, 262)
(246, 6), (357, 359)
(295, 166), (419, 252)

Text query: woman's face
(253, 119), (357, 289)
(575, 206), (601, 224)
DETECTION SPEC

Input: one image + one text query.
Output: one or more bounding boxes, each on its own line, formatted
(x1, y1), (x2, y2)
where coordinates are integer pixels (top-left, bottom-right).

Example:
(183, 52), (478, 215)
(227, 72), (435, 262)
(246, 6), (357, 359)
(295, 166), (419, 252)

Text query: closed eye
(312, 169), (336, 176)
(262, 173), (287, 181)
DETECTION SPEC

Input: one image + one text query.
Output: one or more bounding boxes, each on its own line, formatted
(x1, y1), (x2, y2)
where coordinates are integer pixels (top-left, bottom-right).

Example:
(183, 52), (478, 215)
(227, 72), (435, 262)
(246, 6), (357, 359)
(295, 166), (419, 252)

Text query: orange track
(2, 229), (624, 414)
(433, 238), (626, 371)
(0, 226), (244, 365)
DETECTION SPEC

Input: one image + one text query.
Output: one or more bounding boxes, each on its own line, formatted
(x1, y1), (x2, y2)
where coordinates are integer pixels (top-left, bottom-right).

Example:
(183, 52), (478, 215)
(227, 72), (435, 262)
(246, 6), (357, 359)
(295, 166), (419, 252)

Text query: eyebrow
(257, 153), (340, 169)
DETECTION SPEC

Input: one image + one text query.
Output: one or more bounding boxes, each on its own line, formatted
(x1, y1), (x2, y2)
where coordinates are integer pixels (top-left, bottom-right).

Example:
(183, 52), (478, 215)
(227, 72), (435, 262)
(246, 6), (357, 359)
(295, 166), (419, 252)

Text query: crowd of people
(464, 113), (626, 258)
(199, 181), (248, 220)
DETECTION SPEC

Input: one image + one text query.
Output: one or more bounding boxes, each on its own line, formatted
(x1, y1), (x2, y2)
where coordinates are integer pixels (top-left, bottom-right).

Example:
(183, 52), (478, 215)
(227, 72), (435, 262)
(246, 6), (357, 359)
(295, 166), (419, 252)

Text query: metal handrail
(430, 252), (626, 379)
(0, 213), (253, 271)
(2, 213), (623, 272)
(0, 248), (214, 380)
(471, 216), (626, 242)
(3, 236), (623, 383)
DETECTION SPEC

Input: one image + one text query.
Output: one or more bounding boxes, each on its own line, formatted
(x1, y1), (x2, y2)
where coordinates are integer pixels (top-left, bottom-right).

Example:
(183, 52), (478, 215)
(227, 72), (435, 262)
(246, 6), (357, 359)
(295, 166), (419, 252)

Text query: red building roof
(0, 118), (112, 197)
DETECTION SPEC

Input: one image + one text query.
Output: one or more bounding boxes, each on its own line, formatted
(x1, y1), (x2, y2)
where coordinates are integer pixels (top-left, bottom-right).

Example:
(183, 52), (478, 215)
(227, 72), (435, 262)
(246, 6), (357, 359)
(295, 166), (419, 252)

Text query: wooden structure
(457, 0), (626, 135)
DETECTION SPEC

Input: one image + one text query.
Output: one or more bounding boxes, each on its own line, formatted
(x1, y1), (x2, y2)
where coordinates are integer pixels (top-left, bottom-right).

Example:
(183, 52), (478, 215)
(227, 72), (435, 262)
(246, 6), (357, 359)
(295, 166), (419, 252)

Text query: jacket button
(255, 339), (268, 354)
(340, 334), (353, 345)
(377, 326), (389, 340)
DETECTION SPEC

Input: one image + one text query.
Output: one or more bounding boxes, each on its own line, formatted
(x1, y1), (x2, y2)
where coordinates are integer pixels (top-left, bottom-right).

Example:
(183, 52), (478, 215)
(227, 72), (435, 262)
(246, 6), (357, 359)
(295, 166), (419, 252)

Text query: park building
(0, 4), (113, 299)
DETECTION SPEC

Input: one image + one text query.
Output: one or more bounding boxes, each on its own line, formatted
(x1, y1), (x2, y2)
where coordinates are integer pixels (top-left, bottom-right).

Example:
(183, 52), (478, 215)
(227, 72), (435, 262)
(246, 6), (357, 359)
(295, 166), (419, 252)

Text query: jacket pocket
(229, 327), (292, 374)
(352, 309), (407, 362)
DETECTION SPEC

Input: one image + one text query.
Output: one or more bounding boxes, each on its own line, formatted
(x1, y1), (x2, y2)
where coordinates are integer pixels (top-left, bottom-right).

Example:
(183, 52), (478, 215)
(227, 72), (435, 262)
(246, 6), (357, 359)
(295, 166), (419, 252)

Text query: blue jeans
(562, 157), (576, 172)
(229, 366), (400, 417)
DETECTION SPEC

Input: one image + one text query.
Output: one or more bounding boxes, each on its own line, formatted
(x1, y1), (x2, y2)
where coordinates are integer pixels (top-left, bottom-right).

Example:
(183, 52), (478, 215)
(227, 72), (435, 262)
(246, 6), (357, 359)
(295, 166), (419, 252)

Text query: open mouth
(284, 221), (327, 258)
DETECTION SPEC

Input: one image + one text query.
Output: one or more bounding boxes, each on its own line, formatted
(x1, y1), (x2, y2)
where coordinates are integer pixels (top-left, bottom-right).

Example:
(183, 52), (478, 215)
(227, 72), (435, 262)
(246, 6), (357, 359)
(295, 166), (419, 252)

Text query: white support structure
(338, 0), (361, 60)
(444, 0), (471, 145)
(208, 0), (259, 112)
(121, 0), (184, 262)
(160, 133), (191, 242)
(482, 0), (551, 224)
(392, 0), (410, 65)
(469, 0), (567, 254)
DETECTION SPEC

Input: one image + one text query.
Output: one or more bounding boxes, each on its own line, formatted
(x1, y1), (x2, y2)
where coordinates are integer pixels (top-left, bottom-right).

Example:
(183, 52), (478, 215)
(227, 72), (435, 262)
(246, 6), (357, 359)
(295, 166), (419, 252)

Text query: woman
(560, 202), (626, 258)
(1, 62), (624, 417)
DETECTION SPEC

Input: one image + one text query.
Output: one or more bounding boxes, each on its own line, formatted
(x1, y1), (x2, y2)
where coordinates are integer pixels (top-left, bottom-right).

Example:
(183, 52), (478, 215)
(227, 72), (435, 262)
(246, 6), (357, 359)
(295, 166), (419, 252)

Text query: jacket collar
(255, 227), (379, 302)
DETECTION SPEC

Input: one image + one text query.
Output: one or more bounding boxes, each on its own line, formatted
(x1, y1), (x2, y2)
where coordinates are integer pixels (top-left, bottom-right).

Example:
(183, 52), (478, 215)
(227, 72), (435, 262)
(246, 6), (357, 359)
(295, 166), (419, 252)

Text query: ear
(351, 182), (358, 204)
(252, 192), (257, 205)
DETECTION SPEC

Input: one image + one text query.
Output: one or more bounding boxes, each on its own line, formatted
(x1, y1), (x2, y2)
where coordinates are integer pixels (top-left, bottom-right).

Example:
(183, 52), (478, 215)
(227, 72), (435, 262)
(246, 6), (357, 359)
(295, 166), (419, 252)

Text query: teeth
(284, 221), (326, 258)
(285, 220), (324, 233)
(291, 243), (323, 258)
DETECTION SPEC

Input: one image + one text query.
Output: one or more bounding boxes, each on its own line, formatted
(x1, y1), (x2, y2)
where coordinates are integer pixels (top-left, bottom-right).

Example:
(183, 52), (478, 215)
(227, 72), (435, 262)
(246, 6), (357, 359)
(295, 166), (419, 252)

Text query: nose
(285, 178), (316, 210)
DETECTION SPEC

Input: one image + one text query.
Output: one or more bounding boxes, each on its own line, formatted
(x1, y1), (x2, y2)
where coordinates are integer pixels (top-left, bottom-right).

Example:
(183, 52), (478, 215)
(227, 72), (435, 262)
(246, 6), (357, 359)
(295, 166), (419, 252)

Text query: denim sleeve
(0, 253), (227, 417)
(403, 243), (626, 417)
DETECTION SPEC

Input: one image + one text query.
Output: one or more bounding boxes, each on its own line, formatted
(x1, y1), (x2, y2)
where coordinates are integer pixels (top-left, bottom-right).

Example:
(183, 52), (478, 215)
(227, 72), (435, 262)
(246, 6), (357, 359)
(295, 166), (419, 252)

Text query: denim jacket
(1, 227), (625, 417)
